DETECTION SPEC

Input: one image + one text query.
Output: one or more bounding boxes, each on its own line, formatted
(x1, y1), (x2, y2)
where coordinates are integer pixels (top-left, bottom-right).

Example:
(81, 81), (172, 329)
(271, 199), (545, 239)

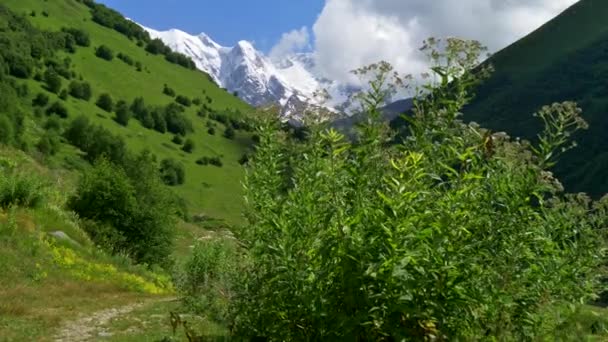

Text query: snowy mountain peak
(141, 25), (359, 118)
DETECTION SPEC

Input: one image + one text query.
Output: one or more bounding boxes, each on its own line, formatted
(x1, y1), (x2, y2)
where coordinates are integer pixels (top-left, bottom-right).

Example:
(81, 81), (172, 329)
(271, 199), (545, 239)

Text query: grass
(3, 0), (253, 224)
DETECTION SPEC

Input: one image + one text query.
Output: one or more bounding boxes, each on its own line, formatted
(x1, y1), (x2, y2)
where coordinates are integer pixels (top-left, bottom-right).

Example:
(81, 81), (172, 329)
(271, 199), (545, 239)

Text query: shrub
(68, 80), (92, 101)
(0, 167), (45, 209)
(231, 39), (607, 340)
(207, 127), (215, 135)
(95, 45), (114, 61)
(46, 101), (69, 118)
(62, 28), (90, 47)
(182, 138), (195, 153)
(175, 95), (191, 107)
(176, 239), (239, 322)
(59, 89), (68, 100)
(223, 127), (235, 140)
(69, 154), (178, 266)
(164, 104), (193, 135)
(44, 68), (62, 94)
(117, 52), (134, 66)
(114, 100), (131, 126)
(32, 93), (49, 107)
(159, 158), (185, 186)
(163, 84), (175, 97)
(96, 93), (113, 112)
(172, 135), (183, 145)
(36, 131), (61, 156)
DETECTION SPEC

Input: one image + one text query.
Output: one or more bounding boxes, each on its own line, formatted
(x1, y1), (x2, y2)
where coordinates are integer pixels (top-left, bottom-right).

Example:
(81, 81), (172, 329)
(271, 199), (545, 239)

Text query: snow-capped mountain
(142, 26), (357, 120)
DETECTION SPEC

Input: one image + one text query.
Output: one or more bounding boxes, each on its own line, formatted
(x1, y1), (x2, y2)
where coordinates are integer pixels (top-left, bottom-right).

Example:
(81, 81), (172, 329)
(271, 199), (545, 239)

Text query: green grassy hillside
(3, 0), (253, 224)
(464, 0), (608, 196)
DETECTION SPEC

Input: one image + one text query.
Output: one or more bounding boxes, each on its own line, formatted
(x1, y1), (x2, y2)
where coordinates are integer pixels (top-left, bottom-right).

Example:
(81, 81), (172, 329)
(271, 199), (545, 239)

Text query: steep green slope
(2, 0), (252, 223)
(464, 0), (608, 196)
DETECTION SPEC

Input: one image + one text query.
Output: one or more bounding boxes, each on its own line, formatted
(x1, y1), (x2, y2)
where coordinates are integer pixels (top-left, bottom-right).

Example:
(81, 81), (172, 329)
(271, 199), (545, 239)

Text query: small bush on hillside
(96, 93), (114, 112)
(69, 153), (178, 267)
(0, 168), (45, 209)
(95, 45), (114, 61)
(171, 135), (183, 145)
(68, 80), (92, 101)
(36, 131), (61, 156)
(175, 95), (191, 107)
(59, 89), (68, 100)
(43, 68), (62, 94)
(182, 138), (195, 153)
(159, 158), (185, 186)
(176, 239), (240, 323)
(207, 127), (215, 135)
(223, 127), (235, 140)
(46, 101), (69, 118)
(32, 93), (49, 107)
(117, 52), (134, 66)
(114, 100), (131, 126)
(163, 84), (175, 97)
(62, 27), (91, 47)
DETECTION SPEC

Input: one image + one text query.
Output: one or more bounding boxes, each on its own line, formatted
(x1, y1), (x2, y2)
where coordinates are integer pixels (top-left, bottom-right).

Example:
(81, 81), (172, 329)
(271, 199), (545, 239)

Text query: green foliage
(32, 92), (49, 107)
(61, 27), (90, 47)
(58, 89), (68, 101)
(45, 101), (68, 118)
(231, 39), (608, 340)
(36, 131), (61, 156)
(85, 1), (149, 41)
(69, 153), (178, 267)
(195, 156), (222, 167)
(95, 44), (114, 61)
(0, 163), (45, 209)
(117, 52), (134, 66)
(223, 127), (235, 140)
(176, 238), (239, 323)
(96, 93), (114, 112)
(159, 158), (185, 186)
(171, 134), (183, 145)
(175, 95), (191, 107)
(114, 100), (131, 126)
(68, 80), (92, 101)
(64, 115), (127, 164)
(182, 138), (195, 153)
(162, 84), (175, 97)
(43, 68), (62, 94)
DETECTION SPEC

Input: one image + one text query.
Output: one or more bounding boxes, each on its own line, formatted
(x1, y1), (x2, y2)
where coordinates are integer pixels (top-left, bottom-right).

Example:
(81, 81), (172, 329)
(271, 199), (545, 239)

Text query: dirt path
(53, 298), (174, 342)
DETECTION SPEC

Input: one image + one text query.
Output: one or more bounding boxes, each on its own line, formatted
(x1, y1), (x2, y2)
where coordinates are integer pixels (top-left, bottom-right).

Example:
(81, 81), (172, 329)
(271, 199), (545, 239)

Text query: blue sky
(97, 0), (324, 52)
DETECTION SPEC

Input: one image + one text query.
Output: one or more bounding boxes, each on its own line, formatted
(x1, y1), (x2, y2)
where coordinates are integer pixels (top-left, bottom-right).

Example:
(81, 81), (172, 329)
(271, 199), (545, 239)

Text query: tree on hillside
(159, 158), (185, 186)
(96, 93), (114, 112)
(114, 100), (131, 126)
(68, 80), (92, 101)
(43, 68), (62, 94)
(95, 45), (114, 61)
(182, 138), (195, 153)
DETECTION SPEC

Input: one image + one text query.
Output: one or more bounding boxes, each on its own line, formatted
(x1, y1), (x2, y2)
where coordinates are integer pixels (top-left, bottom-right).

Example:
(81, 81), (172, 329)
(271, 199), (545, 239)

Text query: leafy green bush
(46, 101), (69, 118)
(36, 131), (61, 156)
(223, 127), (235, 140)
(96, 93), (114, 112)
(95, 45), (114, 61)
(175, 95), (191, 107)
(43, 68), (62, 94)
(0, 165), (45, 209)
(69, 153), (178, 267)
(162, 84), (175, 97)
(62, 27), (90, 47)
(182, 138), (195, 153)
(176, 238), (240, 323)
(32, 92), (49, 107)
(68, 80), (92, 101)
(231, 39), (608, 340)
(159, 158), (185, 186)
(114, 100), (131, 126)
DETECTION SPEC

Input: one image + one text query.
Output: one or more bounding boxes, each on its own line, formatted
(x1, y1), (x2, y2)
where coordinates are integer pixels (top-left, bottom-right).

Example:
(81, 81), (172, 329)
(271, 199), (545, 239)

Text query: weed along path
(53, 297), (176, 342)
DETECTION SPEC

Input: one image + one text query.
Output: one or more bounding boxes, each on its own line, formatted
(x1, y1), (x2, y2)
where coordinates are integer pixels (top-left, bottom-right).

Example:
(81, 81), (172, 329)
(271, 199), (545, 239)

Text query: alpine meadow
(0, 0), (608, 341)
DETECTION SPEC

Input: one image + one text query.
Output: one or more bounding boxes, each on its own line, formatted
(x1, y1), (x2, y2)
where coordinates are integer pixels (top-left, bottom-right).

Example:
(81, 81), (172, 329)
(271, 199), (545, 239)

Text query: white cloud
(311, 0), (579, 84)
(269, 26), (311, 61)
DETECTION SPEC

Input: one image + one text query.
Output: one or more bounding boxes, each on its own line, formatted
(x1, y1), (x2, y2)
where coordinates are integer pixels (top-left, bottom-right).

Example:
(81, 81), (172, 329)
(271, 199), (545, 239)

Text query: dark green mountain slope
(464, 0), (608, 196)
(0, 0), (253, 223)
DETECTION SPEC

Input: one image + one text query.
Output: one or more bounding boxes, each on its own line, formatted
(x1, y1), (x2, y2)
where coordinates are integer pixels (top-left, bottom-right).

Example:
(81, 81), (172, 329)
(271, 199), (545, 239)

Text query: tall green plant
(231, 38), (607, 340)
